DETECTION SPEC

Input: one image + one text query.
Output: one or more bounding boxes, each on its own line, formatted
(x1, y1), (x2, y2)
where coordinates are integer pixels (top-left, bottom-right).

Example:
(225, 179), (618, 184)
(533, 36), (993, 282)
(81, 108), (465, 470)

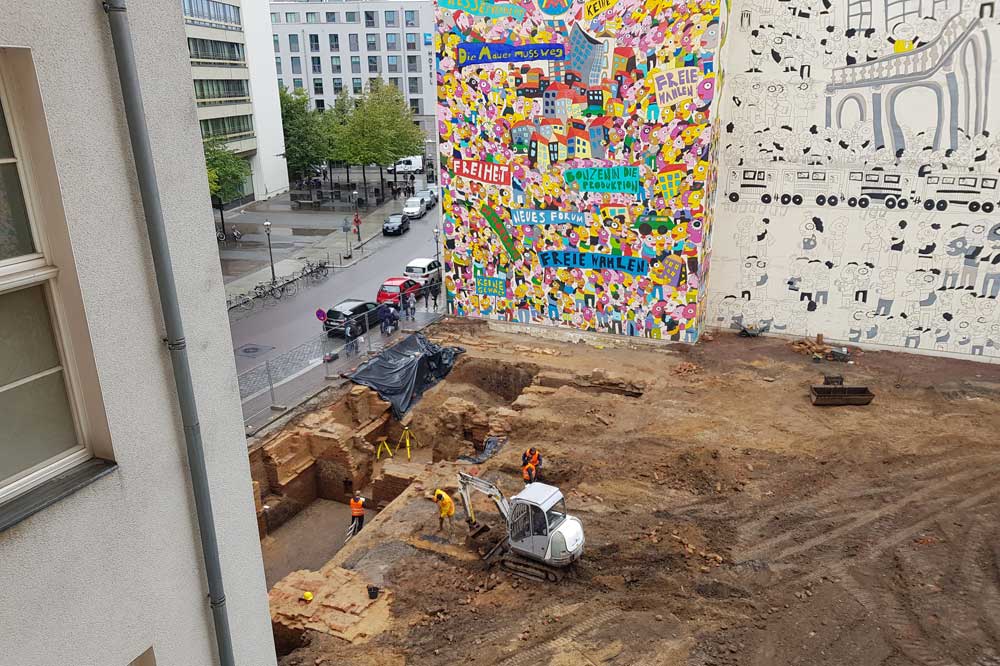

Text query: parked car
(403, 257), (443, 284)
(382, 213), (411, 236)
(415, 188), (438, 206)
(376, 277), (422, 305)
(323, 299), (382, 337)
(403, 197), (426, 218)
(387, 155), (424, 174)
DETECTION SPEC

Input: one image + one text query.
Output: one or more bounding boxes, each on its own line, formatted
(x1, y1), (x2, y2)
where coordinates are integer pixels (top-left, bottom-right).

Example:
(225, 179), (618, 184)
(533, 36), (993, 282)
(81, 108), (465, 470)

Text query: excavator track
(500, 552), (564, 582)
(476, 535), (565, 582)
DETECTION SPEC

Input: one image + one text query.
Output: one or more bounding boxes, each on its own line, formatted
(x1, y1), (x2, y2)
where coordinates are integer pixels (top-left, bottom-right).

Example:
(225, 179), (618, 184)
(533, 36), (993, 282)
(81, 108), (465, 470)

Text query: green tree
(337, 81), (426, 196)
(319, 89), (355, 179)
(278, 87), (327, 181)
(203, 138), (250, 205)
(370, 82), (425, 168)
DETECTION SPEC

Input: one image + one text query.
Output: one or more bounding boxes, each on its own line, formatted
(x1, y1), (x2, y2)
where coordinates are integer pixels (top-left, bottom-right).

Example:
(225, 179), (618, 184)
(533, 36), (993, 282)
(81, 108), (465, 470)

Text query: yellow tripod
(395, 426), (417, 461)
(375, 437), (394, 460)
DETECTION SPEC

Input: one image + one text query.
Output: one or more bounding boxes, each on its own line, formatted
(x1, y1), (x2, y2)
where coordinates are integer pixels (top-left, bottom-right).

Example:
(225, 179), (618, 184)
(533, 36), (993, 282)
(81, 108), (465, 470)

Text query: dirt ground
(276, 319), (1000, 666)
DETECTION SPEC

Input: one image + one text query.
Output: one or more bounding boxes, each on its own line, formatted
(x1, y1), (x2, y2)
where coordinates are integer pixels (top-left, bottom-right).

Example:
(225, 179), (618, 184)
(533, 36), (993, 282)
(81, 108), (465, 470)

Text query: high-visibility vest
(523, 449), (540, 466)
(350, 497), (365, 516)
(522, 462), (536, 482)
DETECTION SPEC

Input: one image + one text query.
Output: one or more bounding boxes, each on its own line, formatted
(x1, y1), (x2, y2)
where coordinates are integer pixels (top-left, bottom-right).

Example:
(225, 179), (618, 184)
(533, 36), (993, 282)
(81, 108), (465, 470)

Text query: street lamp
(433, 227), (441, 262)
(352, 190), (361, 241)
(263, 219), (276, 284)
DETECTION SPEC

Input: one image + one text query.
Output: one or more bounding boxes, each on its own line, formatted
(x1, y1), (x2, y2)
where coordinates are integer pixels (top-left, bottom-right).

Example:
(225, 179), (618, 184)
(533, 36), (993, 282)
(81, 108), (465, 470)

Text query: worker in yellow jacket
(434, 489), (455, 534)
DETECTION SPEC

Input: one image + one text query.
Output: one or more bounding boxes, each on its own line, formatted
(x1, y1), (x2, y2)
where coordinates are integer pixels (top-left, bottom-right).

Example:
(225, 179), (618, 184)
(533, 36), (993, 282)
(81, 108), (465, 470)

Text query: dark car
(323, 299), (382, 337)
(382, 213), (411, 236)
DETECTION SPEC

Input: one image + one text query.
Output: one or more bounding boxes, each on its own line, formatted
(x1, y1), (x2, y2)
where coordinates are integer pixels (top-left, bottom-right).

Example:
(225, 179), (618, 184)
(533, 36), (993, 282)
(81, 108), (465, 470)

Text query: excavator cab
(457, 472), (585, 575)
(508, 484), (584, 566)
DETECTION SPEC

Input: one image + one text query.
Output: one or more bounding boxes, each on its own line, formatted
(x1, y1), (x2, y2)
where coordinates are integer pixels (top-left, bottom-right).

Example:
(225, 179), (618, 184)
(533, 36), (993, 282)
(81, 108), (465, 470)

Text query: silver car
(403, 197), (426, 218)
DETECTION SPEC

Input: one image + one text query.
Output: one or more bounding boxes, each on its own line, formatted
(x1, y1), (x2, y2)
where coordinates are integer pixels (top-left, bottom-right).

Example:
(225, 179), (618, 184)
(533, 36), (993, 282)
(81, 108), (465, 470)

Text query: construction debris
(673, 362), (701, 376)
(270, 565), (393, 648)
(790, 336), (832, 357)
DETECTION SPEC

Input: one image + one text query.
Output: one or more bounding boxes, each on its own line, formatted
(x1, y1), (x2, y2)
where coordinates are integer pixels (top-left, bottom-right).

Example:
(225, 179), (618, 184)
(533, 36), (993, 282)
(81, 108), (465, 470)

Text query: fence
(238, 307), (444, 434)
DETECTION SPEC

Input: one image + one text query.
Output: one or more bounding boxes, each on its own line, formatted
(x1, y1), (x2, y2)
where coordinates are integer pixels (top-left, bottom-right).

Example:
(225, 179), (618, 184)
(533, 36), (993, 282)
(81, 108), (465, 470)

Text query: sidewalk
(222, 190), (416, 300)
(240, 310), (444, 434)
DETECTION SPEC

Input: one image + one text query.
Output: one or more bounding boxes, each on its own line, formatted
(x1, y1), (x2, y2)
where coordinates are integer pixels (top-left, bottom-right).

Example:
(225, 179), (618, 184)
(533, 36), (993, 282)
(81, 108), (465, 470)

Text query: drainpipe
(102, 2), (235, 665)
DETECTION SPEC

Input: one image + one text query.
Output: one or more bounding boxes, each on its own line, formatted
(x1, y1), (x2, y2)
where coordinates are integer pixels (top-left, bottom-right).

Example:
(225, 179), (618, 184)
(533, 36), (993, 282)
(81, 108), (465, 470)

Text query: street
(228, 204), (442, 374)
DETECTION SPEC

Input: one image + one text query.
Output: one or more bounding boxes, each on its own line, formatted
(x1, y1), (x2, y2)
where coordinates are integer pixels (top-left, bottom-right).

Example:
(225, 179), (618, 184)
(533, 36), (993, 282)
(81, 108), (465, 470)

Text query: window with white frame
(0, 79), (89, 502)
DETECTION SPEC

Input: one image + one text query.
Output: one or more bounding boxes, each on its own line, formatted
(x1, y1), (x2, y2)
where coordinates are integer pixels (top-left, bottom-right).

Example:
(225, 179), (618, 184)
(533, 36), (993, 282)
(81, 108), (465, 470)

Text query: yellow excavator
(457, 472), (585, 581)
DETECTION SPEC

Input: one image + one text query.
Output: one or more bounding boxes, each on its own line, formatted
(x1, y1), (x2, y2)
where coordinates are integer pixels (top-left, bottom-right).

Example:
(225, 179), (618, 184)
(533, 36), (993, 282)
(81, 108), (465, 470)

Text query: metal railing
(238, 289), (445, 434)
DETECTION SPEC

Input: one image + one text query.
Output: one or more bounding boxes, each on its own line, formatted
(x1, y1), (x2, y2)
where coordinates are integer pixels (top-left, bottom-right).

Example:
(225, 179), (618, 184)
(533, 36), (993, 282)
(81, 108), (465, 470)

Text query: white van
(404, 257), (443, 284)
(388, 155), (424, 174)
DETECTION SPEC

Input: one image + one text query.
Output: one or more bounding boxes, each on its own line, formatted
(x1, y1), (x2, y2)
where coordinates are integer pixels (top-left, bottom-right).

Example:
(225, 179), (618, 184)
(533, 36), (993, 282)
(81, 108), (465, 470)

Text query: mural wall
(709, 0), (1000, 358)
(435, 0), (722, 341)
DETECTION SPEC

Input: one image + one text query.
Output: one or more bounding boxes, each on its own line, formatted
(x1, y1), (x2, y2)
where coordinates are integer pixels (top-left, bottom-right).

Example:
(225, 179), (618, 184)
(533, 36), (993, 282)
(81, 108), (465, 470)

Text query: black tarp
(347, 333), (464, 418)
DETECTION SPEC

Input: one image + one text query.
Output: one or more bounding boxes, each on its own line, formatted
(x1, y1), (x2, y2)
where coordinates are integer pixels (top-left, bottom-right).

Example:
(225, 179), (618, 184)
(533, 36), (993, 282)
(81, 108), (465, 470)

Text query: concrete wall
(0, 2), (276, 665)
(708, 0), (1000, 359)
(436, 0), (721, 341)
(245, 0), (290, 199)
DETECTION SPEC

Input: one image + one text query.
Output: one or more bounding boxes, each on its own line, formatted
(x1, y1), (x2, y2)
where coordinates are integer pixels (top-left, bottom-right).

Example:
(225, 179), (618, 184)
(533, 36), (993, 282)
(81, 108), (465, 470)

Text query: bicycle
(300, 259), (329, 283)
(216, 228), (243, 242)
(254, 281), (283, 302)
(229, 293), (254, 311)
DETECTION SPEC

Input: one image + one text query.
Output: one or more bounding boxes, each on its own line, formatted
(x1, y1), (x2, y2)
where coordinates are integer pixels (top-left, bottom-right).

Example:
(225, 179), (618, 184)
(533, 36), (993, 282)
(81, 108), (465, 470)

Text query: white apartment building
(0, 1), (275, 665)
(269, 0), (437, 140)
(184, 0), (289, 203)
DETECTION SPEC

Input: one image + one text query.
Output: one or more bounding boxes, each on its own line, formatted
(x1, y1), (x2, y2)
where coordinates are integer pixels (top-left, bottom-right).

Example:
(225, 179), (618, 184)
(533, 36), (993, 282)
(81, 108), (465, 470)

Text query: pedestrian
(344, 320), (355, 355)
(406, 291), (417, 320)
(385, 305), (399, 334)
(349, 492), (366, 535)
(434, 489), (455, 534)
(423, 284), (431, 311)
(432, 279), (441, 310)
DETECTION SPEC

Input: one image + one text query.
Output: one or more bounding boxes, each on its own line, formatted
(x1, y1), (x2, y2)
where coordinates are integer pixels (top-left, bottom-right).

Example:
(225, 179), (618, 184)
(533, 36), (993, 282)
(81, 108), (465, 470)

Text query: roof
(406, 258), (435, 268)
(513, 482), (563, 509)
(331, 299), (364, 312)
(382, 277), (409, 285)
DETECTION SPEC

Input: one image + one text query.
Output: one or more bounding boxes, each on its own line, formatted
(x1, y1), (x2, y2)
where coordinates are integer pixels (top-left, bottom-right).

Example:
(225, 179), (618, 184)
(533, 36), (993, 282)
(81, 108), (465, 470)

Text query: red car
(376, 277), (421, 305)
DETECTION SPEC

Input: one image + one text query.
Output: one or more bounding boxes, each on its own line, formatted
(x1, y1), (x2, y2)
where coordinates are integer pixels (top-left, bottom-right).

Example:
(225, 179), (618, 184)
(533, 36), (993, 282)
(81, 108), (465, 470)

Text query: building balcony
(196, 95), (252, 108)
(190, 64), (251, 81)
(190, 57), (248, 68)
(197, 102), (254, 120)
(183, 16), (242, 32)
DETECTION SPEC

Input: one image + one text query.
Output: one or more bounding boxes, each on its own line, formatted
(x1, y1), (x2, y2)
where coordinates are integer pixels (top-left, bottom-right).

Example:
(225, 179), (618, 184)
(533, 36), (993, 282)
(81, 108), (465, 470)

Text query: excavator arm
(457, 472), (511, 529)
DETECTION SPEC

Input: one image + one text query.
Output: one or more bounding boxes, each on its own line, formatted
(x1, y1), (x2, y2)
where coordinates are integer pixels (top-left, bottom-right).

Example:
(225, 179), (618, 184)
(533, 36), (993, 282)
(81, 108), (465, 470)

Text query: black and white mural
(709, 0), (1000, 358)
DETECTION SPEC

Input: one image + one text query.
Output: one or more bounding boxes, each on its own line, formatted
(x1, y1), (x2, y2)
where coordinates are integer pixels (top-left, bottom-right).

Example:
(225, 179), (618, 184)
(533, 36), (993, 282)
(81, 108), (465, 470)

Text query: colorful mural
(435, 0), (723, 341)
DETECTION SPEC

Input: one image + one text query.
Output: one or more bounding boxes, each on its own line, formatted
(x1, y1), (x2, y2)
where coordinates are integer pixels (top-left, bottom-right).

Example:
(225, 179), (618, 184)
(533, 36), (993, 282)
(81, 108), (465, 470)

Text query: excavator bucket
(468, 521), (491, 539)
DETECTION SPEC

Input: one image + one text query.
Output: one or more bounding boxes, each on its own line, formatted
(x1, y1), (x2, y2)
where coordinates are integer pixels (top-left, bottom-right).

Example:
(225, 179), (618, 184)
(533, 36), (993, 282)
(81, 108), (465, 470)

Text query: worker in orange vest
(349, 492), (366, 535)
(521, 447), (542, 471)
(522, 461), (537, 485)
(434, 489), (455, 533)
